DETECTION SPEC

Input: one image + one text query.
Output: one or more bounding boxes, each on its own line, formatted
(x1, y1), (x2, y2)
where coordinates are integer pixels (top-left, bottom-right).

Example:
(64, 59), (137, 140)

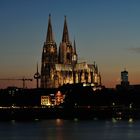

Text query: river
(0, 118), (140, 140)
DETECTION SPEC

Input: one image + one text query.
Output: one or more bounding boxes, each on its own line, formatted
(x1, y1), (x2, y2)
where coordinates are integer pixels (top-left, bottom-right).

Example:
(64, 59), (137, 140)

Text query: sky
(0, 0), (140, 88)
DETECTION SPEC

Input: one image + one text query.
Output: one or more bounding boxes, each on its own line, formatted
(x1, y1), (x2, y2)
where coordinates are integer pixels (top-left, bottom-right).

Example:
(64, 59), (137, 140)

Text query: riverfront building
(41, 15), (101, 88)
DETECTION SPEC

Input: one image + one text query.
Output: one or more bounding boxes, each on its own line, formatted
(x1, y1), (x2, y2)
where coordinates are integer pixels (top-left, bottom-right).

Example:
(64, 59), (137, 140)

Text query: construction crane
(0, 78), (33, 89)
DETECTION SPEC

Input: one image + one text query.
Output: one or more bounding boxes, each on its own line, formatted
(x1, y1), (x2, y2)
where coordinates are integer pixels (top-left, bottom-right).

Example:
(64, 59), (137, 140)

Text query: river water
(0, 119), (140, 140)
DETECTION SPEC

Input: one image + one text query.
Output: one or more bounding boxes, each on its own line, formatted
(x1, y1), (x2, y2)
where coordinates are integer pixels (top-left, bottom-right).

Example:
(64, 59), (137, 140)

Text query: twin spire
(62, 16), (70, 43)
(46, 14), (54, 43)
(46, 14), (70, 44)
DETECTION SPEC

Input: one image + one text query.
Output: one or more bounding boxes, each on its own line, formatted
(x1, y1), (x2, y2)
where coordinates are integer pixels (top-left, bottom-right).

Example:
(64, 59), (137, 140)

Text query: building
(116, 69), (130, 90)
(121, 69), (129, 87)
(41, 15), (101, 88)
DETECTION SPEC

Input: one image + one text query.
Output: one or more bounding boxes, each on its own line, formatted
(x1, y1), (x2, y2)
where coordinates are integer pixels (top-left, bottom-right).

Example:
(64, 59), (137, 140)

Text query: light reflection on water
(0, 119), (140, 140)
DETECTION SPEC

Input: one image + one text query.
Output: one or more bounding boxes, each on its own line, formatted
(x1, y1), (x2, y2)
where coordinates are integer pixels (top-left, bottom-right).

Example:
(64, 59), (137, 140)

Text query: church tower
(72, 39), (78, 65)
(41, 14), (58, 88)
(59, 16), (73, 64)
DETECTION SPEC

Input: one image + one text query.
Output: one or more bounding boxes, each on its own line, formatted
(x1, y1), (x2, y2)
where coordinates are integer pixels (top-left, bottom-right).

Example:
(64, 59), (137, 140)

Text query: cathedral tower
(59, 16), (74, 64)
(41, 14), (58, 88)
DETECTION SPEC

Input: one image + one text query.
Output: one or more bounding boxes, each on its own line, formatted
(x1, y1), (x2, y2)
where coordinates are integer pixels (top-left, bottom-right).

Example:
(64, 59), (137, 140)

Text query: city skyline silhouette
(0, 0), (140, 88)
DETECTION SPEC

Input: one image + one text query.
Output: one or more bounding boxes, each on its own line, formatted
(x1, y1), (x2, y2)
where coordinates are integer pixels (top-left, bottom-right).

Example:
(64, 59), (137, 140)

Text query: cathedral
(41, 15), (101, 88)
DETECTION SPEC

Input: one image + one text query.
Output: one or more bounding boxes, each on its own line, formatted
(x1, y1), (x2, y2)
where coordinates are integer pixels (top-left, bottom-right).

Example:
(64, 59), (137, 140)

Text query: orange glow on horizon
(0, 71), (140, 89)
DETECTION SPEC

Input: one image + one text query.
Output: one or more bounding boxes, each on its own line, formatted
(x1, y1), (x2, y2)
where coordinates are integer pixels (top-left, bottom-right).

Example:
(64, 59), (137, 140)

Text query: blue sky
(0, 0), (140, 88)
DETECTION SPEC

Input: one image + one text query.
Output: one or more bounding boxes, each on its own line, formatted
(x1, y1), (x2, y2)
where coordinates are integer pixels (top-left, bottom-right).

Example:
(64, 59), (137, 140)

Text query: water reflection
(0, 119), (140, 140)
(56, 118), (64, 126)
(128, 118), (133, 123)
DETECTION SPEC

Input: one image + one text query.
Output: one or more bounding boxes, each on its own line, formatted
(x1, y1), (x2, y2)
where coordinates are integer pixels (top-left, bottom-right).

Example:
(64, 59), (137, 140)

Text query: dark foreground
(0, 106), (139, 121)
(1, 84), (140, 120)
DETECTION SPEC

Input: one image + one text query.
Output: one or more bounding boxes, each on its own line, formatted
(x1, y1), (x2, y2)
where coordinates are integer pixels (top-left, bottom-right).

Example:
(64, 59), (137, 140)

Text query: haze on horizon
(0, 0), (140, 89)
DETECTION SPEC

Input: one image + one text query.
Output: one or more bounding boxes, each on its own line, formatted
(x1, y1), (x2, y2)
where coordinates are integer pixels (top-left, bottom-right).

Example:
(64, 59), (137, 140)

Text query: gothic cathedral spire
(46, 14), (54, 43)
(72, 39), (78, 65)
(73, 39), (77, 54)
(59, 16), (73, 64)
(62, 16), (70, 43)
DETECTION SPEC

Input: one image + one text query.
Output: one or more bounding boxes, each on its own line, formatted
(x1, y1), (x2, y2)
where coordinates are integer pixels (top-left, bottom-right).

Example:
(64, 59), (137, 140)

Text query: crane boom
(0, 78), (33, 89)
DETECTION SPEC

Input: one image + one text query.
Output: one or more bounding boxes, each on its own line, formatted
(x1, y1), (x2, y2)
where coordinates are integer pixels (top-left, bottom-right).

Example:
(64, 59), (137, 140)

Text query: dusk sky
(0, 0), (140, 88)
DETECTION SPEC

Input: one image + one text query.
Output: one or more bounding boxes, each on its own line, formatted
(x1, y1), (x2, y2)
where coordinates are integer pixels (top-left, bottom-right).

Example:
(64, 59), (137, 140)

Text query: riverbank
(0, 106), (139, 121)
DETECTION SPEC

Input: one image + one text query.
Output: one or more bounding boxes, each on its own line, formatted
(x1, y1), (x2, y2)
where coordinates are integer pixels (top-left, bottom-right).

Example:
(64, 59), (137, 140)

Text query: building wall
(49, 63), (101, 88)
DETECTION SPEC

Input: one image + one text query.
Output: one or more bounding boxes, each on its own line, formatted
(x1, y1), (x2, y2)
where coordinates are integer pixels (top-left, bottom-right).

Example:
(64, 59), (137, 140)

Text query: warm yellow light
(128, 118), (133, 123)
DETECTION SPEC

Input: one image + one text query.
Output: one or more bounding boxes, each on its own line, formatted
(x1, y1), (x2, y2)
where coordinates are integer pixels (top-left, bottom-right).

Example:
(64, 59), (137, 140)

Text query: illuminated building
(116, 69), (130, 90)
(121, 69), (129, 86)
(41, 15), (101, 88)
(55, 91), (64, 105)
(41, 96), (51, 106)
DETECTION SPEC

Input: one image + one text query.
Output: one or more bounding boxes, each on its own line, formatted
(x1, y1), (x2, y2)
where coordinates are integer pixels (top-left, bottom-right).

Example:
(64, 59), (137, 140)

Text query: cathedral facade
(41, 15), (101, 88)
